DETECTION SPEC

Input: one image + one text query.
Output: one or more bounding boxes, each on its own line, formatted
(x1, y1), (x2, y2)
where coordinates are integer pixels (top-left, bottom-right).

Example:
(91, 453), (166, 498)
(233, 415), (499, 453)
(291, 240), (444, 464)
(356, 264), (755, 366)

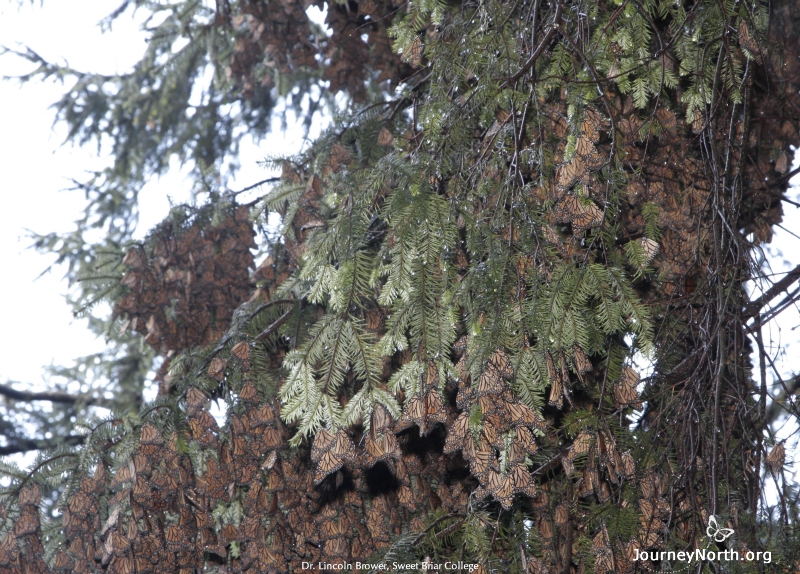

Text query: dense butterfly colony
(114, 207), (256, 355)
(226, 0), (409, 100)
(0, 105), (732, 573)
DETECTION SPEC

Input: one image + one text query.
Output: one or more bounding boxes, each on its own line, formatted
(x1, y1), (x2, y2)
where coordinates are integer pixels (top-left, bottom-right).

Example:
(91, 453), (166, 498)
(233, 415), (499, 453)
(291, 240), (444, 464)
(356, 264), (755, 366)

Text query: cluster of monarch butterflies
(0, 484), (49, 573)
(115, 205), (256, 355)
(544, 344), (592, 409)
(563, 428), (636, 499)
(0, 377), (465, 574)
(281, 146), (352, 261)
(441, 345), (544, 509)
(617, 105), (717, 297)
(550, 108), (607, 235)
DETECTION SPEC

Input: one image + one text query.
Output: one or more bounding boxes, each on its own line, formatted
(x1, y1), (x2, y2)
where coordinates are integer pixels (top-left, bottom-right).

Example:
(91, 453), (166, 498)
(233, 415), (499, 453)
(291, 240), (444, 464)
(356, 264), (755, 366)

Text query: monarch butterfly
(461, 434), (477, 464)
(575, 134), (595, 158)
(620, 450), (635, 478)
(640, 237), (660, 263)
(109, 531), (131, 556)
(207, 357), (227, 381)
(555, 502), (569, 527)
(473, 486), (490, 501)
(738, 19), (762, 61)
(311, 428), (336, 463)
(456, 380), (473, 410)
(469, 447), (494, 480)
(229, 434), (247, 457)
(332, 429), (355, 460)
(262, 427), (282, 448)
(481, 419), (499, 449)
(593, 525), (613, 573)
(377, 127), (393, 146)
(477, 394), (498, 417)
(545, 351), (557, 383)
(538, 519), (554, 542)
(365, 433), (401, 465)
(554, 195), (603, 232)
(398, 484), (417, 511)
(18, 485), (40, 507)
(314, 450), (345, 485)
(320, 517), (347, 540)
(195, 410), (219, 432)
(766, 442), (786, 472)
(239, 381), (259, 403)
(613, 366), (642, 409)
(581, 108), (605, 143)
(239, 516), (262, 542)
(228, 341), (250, 362)
(641, 468), (666, 500)
(487, 470), (514, 509)
(13, 508), (39, 536)
(64, 492), (94, 521)
(370, 403), (395, 436)
(507, 402), (545, 431)
(324, 536), (350, 557)
(578, 466), (595, 497)
(573, 344), (592, 382)
(424, 388), (447, 425)
(186, 387), (207, 411)
(555, 157), (584, 192)
(139, 424), (162, 445)
(250, 404), (276, 428)
(489, 350), (514, 379)
(548, 376), (563, 409)
(110, 463), (134, 489)
(510, 463), (537, 497)
(132, 477), (150, 503)
(402, 36), (423, 67)
(402, 452), (425, 475)
(572, 430), (594, 456)
(483, 413), (509, 436)
(425, 361), (439, 389)
(400, 395), (424, 429)
(53, 552), (74, 572)
(691, 109), (705, 134)
(220, 523), (238, 543)
(477, 370), (504, 396)
(66, 535), (87, 559)
(513, 426), (537, 454)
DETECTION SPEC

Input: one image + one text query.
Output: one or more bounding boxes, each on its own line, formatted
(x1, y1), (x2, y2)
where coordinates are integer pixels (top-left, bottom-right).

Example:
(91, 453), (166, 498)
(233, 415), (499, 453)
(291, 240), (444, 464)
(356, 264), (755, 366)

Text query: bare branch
(744, 264), (800, 318)
(0, 435), (85, 457)
(0, 382), (98, 405)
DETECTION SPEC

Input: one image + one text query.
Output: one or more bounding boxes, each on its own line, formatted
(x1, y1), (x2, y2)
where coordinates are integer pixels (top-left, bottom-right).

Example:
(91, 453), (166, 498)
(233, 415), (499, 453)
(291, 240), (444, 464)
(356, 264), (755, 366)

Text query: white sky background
(0, 1), (323, 466)
(0, 0), (798, 503)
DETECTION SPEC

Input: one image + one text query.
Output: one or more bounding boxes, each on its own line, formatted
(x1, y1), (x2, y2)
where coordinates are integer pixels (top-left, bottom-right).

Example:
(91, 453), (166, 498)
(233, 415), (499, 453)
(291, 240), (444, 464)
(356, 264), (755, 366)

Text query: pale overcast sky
(0, 1), (293, 393)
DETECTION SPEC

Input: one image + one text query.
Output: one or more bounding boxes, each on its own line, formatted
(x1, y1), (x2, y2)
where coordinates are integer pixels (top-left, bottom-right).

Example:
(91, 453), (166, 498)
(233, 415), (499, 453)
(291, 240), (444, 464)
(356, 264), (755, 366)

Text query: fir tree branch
(255, 307), (297, 341)
(501, 0), (564, 88)
(0, 382), (99, 405)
